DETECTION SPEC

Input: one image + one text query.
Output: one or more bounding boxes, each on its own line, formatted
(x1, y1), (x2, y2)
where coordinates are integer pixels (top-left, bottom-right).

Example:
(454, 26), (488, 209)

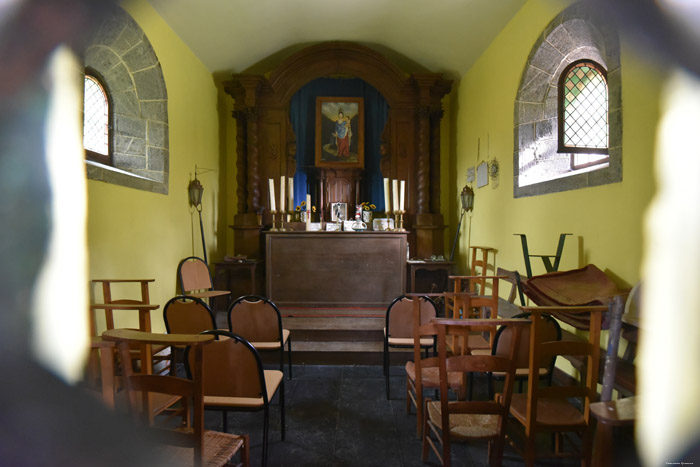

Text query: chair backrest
(91, 279), (154, 333)
(386, 295), (437, 339)
(178, 257), (214, 294)
(102, 329), (214, 466)
(227, 295), (283, 343)
(433, 318), (530, 441)
(163, 295), (218, 335)
(185, 330), (268, 402)
(492, 311), (562, 371)
(521, 305), (606, 427)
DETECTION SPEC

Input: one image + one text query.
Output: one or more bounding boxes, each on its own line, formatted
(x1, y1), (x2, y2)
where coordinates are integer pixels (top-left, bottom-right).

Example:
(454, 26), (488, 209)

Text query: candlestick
(279, 176), (286, 215)
(383, 178), (390, 214)
(392, 179), (399, 214)
(399, 180), (405, 211)
(268, 178), (276, 212)
(270, 210), (278, 231)
(279, 210), (288, 231)
(396, 210), (406, 232)
(288, 177), (294, 212)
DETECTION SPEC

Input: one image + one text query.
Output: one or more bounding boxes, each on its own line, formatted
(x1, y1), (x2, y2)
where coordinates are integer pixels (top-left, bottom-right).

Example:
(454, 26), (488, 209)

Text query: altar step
(217, 307), (412, 366)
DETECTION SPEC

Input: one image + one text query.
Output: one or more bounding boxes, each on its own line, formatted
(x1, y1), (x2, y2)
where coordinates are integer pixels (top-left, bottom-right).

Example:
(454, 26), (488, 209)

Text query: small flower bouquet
(357, 202), (376, 223)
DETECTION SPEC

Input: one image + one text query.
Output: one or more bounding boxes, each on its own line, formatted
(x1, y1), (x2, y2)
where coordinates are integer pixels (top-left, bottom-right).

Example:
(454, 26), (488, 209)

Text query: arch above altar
(224, 41), (451, 260)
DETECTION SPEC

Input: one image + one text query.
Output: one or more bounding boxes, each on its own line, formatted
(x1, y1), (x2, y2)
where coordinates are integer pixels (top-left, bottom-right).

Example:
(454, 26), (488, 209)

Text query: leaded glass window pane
(83, 75), (109, 156)
(561, 62), (608, 150)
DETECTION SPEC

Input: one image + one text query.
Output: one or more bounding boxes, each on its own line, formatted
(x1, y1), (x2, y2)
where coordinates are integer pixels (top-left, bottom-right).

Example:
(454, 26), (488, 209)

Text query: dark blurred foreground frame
(0, 1), (155, 464)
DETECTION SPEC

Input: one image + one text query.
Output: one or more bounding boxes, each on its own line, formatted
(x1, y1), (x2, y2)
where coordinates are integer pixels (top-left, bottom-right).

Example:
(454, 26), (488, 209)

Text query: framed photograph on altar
(315, 97), (364, 168)
(330, 202), (347, 222)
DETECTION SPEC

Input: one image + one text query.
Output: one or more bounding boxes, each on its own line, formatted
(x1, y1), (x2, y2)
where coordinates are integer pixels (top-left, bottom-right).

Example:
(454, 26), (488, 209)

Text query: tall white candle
(279, 176), (286, 213)
(383, 178), (390, 214)
(392, 179), (399, 214)
(306, 194), (312, 228)
(268, 178), (276, 212)
(288, 177), (294, 212)
(399, 180), (406, 211)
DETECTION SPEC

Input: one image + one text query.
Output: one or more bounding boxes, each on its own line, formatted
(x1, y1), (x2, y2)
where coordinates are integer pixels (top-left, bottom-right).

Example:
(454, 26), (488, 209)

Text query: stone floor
(202, 364), (642, 467)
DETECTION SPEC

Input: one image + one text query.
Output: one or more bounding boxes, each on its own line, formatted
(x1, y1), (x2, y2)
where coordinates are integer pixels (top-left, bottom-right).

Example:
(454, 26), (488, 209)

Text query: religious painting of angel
(315, 97), (364, 168)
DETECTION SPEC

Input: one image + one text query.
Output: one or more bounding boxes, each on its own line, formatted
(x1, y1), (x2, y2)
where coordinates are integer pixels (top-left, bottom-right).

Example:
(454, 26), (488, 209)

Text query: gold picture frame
(315, 97), (364, 168)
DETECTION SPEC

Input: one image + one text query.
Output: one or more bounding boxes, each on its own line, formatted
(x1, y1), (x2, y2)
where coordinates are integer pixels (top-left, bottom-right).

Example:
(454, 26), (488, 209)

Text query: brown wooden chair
(447, 275), (505, 350)
(405, 294), (467, 438)
(508, 305), (607, 466)
(227, 295), (292, 379)
(102, 329), (250, 467)
(422, 317), (530, 467)
(164, 295), (220, 335)
(178, 257), (231, 303)
(485, 311), (562, 399)
(185, 330), (284, 467)
(384, 295), (437, 399)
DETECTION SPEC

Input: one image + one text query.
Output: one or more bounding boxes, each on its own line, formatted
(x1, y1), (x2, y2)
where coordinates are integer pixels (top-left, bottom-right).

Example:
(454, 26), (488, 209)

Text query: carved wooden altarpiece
(223, 42), (451, 260)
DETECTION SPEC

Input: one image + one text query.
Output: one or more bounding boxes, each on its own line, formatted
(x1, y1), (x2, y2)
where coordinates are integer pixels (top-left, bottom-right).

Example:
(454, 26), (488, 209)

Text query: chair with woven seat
(227, 295), (292, 379)
(185, 330), (284, 467)
(422, 317), (530, 467)
(178, 257), (231, 308)
(404, 294), (467, 438)
(384, 295), (437, 399)
(485, 311), (562, 399)
(102, 329), (250, 467)
(508, 305), (607, 466)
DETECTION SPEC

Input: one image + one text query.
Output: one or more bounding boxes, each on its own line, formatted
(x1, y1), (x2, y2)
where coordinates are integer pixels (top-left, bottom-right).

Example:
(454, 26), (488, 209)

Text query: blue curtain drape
(289, 77), (388, 211)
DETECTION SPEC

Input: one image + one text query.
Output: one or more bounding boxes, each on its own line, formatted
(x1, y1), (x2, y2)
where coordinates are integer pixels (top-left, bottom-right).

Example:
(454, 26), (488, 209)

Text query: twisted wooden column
(233, 110), (248, 214)
(416, 105), (431, 214)
(430, 109), (443, 214)
(246, 107), (260, 212)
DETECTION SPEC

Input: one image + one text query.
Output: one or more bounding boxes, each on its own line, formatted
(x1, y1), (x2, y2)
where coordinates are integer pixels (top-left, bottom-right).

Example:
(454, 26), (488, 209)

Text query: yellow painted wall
(447, 0), (664, 290)
(87, 0), (221, 333)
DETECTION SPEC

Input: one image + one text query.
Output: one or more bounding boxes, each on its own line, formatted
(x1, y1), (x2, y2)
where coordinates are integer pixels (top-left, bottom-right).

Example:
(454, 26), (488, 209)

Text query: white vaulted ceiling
(145, 0), (529, 77)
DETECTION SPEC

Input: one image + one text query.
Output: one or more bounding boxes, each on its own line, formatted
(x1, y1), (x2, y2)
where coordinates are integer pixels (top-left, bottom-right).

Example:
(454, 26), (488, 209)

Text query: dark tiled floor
(202, 364), (641, 466)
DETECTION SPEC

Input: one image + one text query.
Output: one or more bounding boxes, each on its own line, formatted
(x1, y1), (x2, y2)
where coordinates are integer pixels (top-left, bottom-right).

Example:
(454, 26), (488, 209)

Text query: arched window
(513, 5), (621, 198)
(83, 72), (110, 165)
(558, 60), (609, 170)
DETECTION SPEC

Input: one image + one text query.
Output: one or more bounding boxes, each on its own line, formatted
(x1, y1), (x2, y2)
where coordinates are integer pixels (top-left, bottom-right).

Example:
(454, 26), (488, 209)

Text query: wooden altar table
(265, 231), (408, 307)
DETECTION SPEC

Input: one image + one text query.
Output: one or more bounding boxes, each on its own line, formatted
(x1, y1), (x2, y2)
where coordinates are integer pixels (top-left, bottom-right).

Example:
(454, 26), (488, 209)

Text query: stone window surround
(83, 6), (169, 194)
(513, 3), (621, 198)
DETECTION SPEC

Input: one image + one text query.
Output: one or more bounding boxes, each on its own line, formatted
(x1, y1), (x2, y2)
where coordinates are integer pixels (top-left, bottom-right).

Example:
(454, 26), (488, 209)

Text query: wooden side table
(215, 260), (264, 302)
(407, 260), (455, 293)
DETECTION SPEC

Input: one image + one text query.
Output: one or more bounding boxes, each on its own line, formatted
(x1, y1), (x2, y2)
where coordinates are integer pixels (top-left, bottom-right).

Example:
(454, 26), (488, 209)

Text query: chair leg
(287, 338), (292, 379)
(421, 399), (431, 463)
(240, 433), (251, 467)
(280, 381), (286, 441)
(262, 406), (269, 467)
(384, 342), (390, 400)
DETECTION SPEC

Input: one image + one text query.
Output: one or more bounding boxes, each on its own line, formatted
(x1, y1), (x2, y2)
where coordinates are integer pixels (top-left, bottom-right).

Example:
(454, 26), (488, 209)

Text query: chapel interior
(2, 0), (700, 465)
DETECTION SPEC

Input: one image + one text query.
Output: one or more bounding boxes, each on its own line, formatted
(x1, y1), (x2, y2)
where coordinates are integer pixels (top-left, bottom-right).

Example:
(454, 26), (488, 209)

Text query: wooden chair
(185, 330), (285, 467)
(485, 311), (562, 399)
(227, 295), (292, 379)
(164, 295), (220, 335)
(384, 295), (437, 399)
(178, 257), (231, 304)
(508, 305), (607, 466)
(448, 275), (505, 350)
(422, 317), (530, 467)
(469, 245), (495, 292)
(102, 329), (250, 467)
(405, 294), (467, 438)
